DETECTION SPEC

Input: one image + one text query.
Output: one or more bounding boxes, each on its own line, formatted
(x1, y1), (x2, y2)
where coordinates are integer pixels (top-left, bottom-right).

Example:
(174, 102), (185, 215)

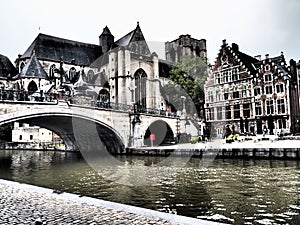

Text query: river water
(0, 150), (300, 225)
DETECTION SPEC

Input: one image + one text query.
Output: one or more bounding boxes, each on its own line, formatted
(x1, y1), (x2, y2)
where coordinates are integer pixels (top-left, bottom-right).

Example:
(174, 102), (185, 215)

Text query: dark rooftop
(0, 54), (18, 80)
(20, 33), (102, 66)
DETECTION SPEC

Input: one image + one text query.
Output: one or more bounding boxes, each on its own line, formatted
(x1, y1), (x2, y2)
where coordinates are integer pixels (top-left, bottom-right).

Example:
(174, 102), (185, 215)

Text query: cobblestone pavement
(0, 182), (178, 225)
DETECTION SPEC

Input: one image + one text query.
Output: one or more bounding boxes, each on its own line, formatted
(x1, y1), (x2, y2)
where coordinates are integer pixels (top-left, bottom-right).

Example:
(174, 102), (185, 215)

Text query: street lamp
(181, 96), (186, 118)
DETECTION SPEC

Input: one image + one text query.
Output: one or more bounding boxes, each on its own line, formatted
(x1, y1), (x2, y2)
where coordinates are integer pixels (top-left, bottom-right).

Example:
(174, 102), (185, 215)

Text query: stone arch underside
(16, 115), (125, 154)
(144, 119), (174, 146)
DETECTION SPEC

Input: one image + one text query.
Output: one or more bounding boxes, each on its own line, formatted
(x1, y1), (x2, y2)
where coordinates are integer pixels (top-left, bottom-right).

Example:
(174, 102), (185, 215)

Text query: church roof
(0, 54), (18, 80)
(18, 52), (48, 79)
(114, 30), (135, 47)
(20, 33), (102, 66)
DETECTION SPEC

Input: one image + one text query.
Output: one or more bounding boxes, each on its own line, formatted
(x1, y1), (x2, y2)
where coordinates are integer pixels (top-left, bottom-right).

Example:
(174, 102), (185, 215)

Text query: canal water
(0, 150), (300, 225)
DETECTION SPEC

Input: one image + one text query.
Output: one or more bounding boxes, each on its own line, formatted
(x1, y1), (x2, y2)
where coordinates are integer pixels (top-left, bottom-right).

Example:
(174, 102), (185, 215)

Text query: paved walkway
(0, 179), (227, 225)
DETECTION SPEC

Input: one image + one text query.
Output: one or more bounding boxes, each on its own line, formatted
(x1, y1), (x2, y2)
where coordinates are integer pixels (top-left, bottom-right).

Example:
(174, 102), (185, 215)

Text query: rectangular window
(276, 84), (284, 93)
(266, 99), (274, 115)
(223, 71), (229, 83)
(216, 90), (221, 102)
(243, 103), (250, 118)
(242, 86), (247, 97)
(215, 73), (220, 84)
(277, 99), (285, 114)
(224, 88), (229, 100)
(233, 91), (239, 99)
(19, 135), (22, 141)
(265, 85), (273, 94)
(234, 104), (240, 119)
(232, 68), (239, 81)
(209, 108), (214, 120)
(208, 91), (214, 102)
(254, 87), (261, 96)
(255, 101), (262, 115)
(217, 107), (222, 120)
(226, 105), (231, 119)
(265, 74), (272, 82)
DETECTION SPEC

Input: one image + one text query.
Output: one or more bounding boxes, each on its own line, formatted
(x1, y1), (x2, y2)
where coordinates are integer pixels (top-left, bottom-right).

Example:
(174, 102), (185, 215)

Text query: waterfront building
(12, 122), (61, 144)
(204, 40), (300, 137)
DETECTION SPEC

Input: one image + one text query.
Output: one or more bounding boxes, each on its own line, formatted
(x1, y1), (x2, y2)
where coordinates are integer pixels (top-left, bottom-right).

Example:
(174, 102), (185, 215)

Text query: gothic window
(234, 104), (240, 119)
(265, 74), (272, 82)
(49, 64), (56, 78)
(276, 83), (284, 93)
(217, 107), (222, 120)
(69, 67), (76, 82)
(87, 70), (95, 83)
(255, 101), (262, 115)
(134, 69), (147, 109)
(254, 87), (261, 96)
(28, 80), (38, 93)
(266, 99), (274, 114)
(277, 98), (285, 114)
(225, 105), (231, 119)
(265, 85), (273, 94)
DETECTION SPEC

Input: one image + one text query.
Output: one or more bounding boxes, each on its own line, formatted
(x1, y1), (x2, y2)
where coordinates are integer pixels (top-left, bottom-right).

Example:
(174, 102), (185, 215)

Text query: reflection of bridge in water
(0, 89), (199, 153)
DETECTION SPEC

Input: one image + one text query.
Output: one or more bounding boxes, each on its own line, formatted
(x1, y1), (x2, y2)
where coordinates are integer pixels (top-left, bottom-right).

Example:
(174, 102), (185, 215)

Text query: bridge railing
(0, 89), (62, 103)
(0, 89), (183, 119)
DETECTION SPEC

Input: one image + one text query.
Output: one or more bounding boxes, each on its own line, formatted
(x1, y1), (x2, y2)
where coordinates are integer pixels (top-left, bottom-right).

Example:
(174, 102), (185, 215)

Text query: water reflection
(0, 150), (299, 225)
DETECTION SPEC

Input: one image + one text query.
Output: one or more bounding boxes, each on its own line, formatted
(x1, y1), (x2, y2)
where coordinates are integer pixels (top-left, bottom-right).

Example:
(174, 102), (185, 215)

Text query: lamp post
(181, 96), (186, 118)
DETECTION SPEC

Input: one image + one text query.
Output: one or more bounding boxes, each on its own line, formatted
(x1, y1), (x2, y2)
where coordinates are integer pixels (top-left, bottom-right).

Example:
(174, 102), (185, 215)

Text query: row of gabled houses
(0, 23), (300, 139)
(204, 40), (300, 137)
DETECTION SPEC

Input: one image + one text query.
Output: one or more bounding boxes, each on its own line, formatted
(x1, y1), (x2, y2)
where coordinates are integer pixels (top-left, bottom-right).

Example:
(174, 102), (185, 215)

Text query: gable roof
(113, 23), (151, 55)
(20, 33), (102, 66)
(0, 54), (18, 80)
(18, 52), (48, 79)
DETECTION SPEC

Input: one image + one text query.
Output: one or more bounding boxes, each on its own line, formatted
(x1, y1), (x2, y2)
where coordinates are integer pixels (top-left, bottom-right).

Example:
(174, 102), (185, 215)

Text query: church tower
(99, 26), (114, 53)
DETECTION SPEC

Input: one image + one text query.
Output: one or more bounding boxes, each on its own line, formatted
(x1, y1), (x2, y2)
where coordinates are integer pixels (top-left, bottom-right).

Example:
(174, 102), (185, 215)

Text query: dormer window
(265, 65), (270, 71)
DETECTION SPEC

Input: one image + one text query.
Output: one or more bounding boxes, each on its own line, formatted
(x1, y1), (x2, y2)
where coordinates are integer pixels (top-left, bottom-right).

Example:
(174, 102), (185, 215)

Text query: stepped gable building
(204, 40), (300, 137)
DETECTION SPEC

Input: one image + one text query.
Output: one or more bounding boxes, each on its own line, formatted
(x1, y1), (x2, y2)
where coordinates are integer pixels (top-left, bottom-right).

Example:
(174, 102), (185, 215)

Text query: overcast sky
(1, 0), (300, 65)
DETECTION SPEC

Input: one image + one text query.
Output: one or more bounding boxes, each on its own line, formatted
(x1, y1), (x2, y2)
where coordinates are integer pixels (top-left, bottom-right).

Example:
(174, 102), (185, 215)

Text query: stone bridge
(0, 100), (198, 153)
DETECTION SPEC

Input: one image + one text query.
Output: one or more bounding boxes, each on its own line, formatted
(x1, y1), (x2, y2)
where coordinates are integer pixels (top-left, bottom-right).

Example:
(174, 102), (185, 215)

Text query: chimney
(222, 39), (226, 46)
(265, 54), (269, 59)
(231, 43), (239, 52)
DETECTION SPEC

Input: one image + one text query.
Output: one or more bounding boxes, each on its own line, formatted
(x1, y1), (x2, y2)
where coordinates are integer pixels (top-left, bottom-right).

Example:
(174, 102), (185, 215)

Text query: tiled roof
(0, 54), (18, 80)
(18, 52), (48, 79)
(20, 33), (102, 66)
(114, 30), (135, 47)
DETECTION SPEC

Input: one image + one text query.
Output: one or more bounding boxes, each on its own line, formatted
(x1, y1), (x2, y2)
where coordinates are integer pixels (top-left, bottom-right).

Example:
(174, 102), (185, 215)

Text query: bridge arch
(143, 119), (175, 146)
(0, 106), (125, 153)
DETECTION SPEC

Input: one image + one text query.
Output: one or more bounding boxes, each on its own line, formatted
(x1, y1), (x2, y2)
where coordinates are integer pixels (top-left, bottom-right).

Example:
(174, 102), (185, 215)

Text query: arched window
(87, 69), (94, 83)
(69, 67), (76, 82)
(49, 64), (56, 78)
(134, 69), (147, 109)
(28, 80), (38, 93)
